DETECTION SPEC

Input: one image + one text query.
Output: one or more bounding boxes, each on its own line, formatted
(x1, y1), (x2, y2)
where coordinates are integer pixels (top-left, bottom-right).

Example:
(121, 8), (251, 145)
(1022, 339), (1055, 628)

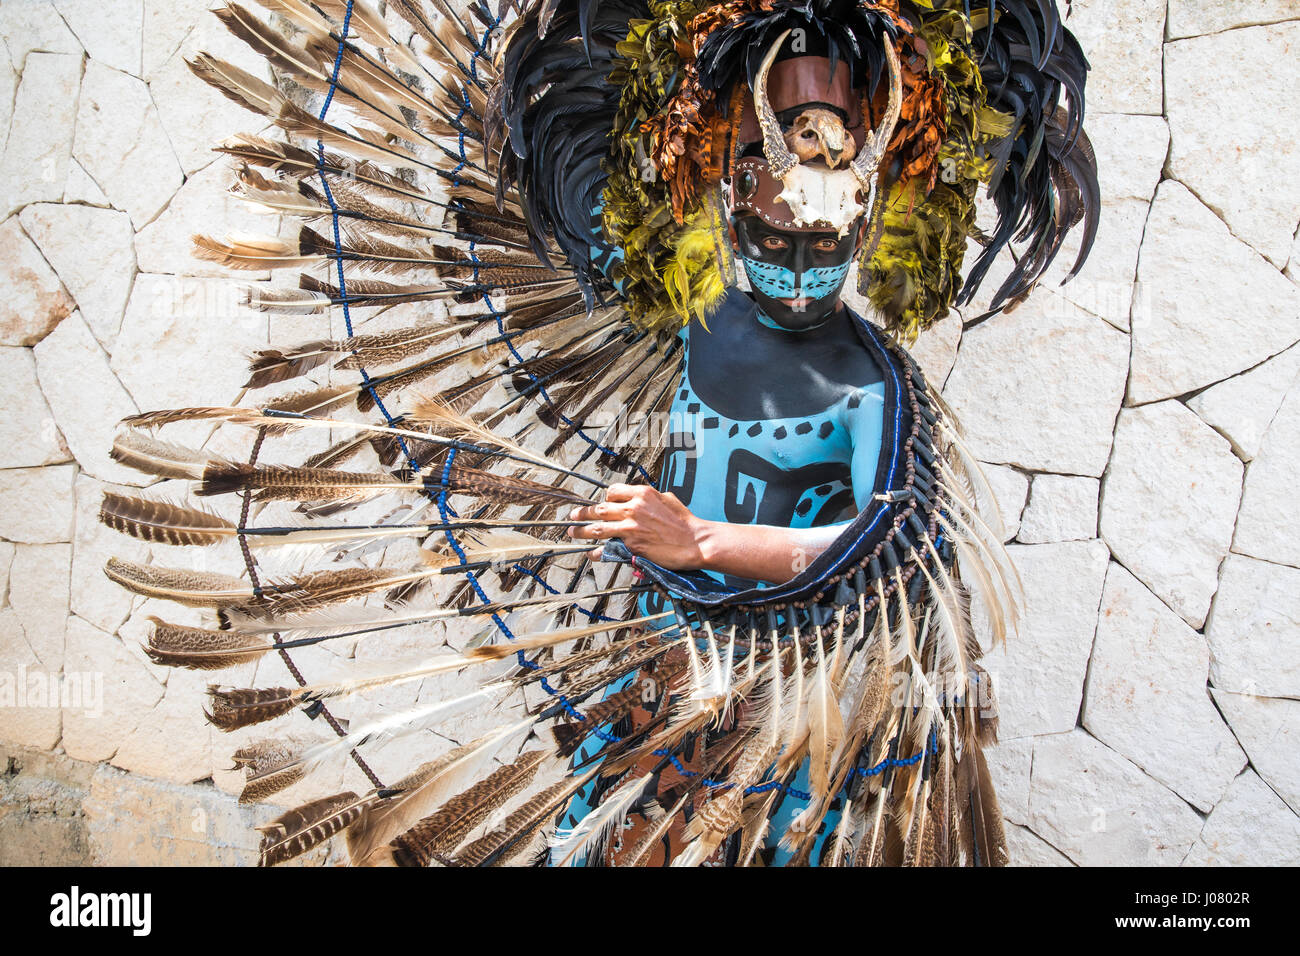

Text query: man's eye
(813, 239), (839, 253)
(761, 237), (788, 251)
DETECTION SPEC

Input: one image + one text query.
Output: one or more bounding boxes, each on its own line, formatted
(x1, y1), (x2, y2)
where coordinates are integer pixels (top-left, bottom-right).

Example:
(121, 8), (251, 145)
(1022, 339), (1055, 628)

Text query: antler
(753, 29), (798, 179)
(850, 36), (902, 188)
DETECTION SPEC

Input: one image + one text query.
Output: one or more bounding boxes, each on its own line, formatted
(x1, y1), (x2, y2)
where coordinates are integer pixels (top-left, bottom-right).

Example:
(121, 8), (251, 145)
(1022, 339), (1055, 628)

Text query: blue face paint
(800, 261), (853, 298)
(741, 258), (799, 299)
(740, 258), (852, 302)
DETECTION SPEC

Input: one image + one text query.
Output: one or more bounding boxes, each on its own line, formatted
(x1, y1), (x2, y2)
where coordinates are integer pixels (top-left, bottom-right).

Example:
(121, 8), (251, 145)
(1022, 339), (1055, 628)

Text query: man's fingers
(586, 545), (604, 562)
(567, 520), (634, 541)
(569, 501), (635, 523)
(603, 482), (642, 502)
(567, 522), (602, 541)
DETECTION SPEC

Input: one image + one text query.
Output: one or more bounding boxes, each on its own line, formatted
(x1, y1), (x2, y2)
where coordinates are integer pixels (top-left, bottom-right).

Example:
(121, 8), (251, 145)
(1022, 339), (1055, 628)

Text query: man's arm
(568, 483), (846, 583)
(569, 387), (884, 584)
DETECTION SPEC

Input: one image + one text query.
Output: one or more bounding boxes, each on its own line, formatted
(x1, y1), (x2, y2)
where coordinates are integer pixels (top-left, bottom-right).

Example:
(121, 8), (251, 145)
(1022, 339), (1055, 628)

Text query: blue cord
(649, 728), (937, 798)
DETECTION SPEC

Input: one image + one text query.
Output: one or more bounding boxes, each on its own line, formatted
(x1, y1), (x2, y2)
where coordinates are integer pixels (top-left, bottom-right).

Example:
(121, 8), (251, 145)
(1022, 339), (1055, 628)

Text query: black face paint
(733, 214), (861, 331)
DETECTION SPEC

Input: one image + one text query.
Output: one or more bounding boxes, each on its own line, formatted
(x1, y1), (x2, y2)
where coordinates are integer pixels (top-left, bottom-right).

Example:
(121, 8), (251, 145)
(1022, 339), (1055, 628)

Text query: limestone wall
(2, 0), (1298, 866)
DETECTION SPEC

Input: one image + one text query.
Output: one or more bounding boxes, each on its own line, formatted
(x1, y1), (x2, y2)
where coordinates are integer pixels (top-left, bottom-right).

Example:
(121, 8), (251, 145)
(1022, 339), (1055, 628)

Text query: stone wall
(2, 0), (1298, 866)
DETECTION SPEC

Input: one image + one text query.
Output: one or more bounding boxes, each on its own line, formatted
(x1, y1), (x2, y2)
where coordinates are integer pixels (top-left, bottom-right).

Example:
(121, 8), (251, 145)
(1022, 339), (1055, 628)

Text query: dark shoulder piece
(686, 291), (885, 420)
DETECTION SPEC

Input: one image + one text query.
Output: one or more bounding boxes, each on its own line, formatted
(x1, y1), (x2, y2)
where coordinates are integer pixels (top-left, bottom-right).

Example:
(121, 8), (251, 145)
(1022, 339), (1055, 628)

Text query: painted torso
(644, 286), (886, 601)
(551, 289), (890, 866)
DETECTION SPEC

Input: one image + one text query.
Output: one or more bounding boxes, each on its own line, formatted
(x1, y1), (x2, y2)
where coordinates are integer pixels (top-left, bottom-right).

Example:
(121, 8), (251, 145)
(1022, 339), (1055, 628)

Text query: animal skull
(776, 163), (870, 237)
(784, 108), (855, 168)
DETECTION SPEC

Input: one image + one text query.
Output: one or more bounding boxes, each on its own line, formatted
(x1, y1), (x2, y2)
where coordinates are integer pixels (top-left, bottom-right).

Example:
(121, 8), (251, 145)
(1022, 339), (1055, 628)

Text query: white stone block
(1205, 554), (1300, 699)
(1100, 401), (1241, 628)
(1084, 563), (1244, 811)
(112, 668), (213, 783)
(112, 273), (268, 411)
(0, 346), (71, 467)
(143, 0), (216, 78)
(20, 202), (136, 347)
(979, 462), (1028, 543)
(1029, 730), (1203, 866)
(0, 3), (82, 70)
(1188, 343), (1300, 461)
(0, 45), (14, 157)
(73, 61), (182, 228)
(1184, 771), (1300, 867)
(0, 541), (13, 605)
(1081, 113), (1169, 205)
(906, 312), (960, 389)
(944, 293), (1128, 476)
(0, 608), (62, 750)
(145, 7), (274, 175)
(70, 473), (153, 636)
(1018, 474), (1098, 544)
(0, 464), (75, 544)
(980, 540), (1109, 738)
(54, 0), (143, 76)
(0, 52), (81, 216)
(33, 311), (142, 485)
(0, 217), (74, 346)
(1233, 385), (1300, 568)
(1166, 22), (1300, 266)
(61, 614), (163, 763)
(1064, 0), (1165, 115)
(7, 542), (72, 673)
(1211, 690), (1300, 817)
(1167, 0), (1300, 38)
(984, 735), (1033, 826)
(1005, 823), (1073, 867)
(1129, 181), (1300, 404)
(134, 161), (278, 276)
(62, 158), (110, 206)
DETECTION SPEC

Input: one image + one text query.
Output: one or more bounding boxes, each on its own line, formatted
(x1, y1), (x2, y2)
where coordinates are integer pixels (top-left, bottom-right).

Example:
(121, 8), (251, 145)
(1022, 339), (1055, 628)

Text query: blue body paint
(551, 207), (883, 866)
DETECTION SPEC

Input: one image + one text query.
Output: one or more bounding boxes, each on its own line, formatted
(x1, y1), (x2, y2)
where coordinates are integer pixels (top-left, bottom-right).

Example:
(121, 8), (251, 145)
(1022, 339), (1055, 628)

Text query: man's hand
(567, 483), (711, 570)
(569, 484), (847, 583)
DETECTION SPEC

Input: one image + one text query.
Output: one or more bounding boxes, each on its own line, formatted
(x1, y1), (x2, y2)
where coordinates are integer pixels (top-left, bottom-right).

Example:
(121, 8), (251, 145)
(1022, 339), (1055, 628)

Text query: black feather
(694, 0), (899, 109)
(955, 0), (1096, 317)
(493, 0), (648, 302)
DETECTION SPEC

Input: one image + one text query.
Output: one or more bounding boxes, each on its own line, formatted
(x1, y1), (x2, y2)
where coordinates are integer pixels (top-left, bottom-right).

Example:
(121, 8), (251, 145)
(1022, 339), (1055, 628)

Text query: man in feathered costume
(98, 0), (1096, 866)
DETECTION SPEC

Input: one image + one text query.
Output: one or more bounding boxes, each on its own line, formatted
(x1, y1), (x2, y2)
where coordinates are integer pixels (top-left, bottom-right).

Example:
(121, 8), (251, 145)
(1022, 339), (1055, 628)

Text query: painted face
(733, 214), (861, 331)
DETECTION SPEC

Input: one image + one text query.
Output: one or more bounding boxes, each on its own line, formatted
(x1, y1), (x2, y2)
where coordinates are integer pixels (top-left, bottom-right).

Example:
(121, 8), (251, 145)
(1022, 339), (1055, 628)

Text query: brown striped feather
(145, 618), (272, 671)
(100, 493), (237, 547)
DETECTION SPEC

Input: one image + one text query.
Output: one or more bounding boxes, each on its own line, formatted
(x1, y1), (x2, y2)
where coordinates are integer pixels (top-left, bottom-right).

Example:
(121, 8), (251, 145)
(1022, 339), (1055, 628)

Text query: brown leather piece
(737, 56), (864, 144)
(727, 53), (870, 233)
(728, 155), (862, 232)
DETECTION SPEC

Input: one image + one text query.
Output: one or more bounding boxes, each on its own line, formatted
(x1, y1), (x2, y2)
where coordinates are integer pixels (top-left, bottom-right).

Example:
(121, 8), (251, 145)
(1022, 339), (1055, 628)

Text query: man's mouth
(778, 296), (811, 309)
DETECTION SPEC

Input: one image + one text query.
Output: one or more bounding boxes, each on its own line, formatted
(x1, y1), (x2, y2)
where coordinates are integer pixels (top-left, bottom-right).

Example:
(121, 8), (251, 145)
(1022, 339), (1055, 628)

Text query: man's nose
(790, 241), (810, 282)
